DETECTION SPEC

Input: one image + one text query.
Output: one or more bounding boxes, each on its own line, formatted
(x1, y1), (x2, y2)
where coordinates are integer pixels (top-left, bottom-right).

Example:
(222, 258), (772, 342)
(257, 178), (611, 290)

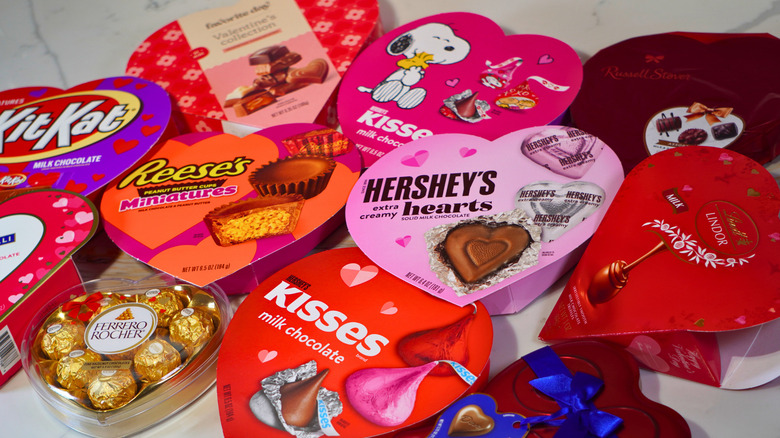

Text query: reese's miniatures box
(0, 188), (98, 387)
(345, 126), (624, 314)
(100, 124), (361, 294)
(216, 247), (492, 438)
(126, 0), (381, 135)
(540, 146), (780, 389)
(0, 77), (173, 200)
(337, 12), (583, 166)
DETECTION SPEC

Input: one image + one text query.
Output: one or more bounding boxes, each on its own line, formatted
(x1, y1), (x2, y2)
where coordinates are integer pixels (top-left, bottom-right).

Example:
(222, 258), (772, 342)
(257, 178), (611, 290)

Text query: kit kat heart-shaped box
(126, 0), (380, 135)
(337, 12), (582, 167)
(216, 247), (492, 437)
(0, 77), (173, 200)
(0, 188), (98, 387)
(346, 126), (624, 314)
(100, 123), (361, 294)
(570, 32), (780, 173)
(540, 146), (780, 388)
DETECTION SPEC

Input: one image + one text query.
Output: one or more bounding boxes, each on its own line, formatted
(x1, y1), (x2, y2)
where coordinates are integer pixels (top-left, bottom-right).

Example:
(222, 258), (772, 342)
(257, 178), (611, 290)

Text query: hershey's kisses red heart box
(570, 32), (780, 173)
(0, 188), (99, 387)
(126, 0), (381, 136)
(540, 146), (780, 388)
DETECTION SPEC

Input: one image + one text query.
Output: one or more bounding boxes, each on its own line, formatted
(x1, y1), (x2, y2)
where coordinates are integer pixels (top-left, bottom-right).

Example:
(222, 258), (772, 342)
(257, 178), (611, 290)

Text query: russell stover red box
(540, 146), (780, 389)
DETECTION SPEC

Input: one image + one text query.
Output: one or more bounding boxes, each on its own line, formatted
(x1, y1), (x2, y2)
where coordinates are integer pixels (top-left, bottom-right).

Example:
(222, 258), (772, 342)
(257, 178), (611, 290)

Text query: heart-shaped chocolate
(287, 58), (329, 84)
(448, 404), (495, 436)
(443, 223), (531, 284)
(515, 181), (606, 242)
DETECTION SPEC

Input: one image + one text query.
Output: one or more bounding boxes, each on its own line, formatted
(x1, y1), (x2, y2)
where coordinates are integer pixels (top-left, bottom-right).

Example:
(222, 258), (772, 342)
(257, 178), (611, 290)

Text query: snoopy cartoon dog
(358, 22), (470, 109)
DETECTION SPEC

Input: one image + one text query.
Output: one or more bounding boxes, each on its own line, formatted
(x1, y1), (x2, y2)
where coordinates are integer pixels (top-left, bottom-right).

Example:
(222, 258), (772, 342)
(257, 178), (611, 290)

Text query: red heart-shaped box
(570, 32), (780, 173)
(126, 0), (380, 135)
(0, 188), (99, 387)
(540, 146), (780, 388)
(484, 341), (691, 437)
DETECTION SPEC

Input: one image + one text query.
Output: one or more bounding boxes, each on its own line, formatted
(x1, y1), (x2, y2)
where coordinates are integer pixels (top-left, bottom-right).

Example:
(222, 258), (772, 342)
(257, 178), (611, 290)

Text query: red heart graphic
(113, 77), (133, 88)
(113, 138), (139, 154)
(141, 125), (161, 137)
(27, 172), (60, 187)
(92, 174), (105, 181)
(64, 180), (88, 193)
(142, 113), (154, 121)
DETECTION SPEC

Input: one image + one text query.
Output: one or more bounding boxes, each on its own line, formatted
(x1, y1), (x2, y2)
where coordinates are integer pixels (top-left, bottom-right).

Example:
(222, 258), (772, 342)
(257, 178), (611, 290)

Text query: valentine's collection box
(540, 146), (780, 389)
(429, 341), (690, 438)
(126, 0), (381, 136)
(100, 123), (361, 295)
(216, 246), (493, 438)
(345, 126), (624, 315)
(337, 12), (583, 167)
(0, 77), (174, 200)
(20, 274), (232, 437)
(0, 188), (99, 387)
(570, 32), (780, 173)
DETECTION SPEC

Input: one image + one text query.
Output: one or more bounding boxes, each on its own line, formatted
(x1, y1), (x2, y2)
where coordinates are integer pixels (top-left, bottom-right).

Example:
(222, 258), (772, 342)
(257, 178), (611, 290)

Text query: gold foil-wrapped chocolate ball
(40, 321), (86, 360)
(56, 349), (103, 393)
(136, 288), (183, 327)
(133, 339), (181, 382)
(87, 369), (137, 410)
(169, 307), (215, 354)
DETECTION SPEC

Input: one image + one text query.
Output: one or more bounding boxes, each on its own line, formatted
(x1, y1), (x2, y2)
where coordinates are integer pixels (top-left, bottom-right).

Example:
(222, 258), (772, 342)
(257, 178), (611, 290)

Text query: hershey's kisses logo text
(85, 303), (157, 354)
(359, 170), (498, 221)
(355, 106), (434, 149)
(0, 90), (140, 163)
(115, 156), (254, 212)
(259, 275), (390, 364)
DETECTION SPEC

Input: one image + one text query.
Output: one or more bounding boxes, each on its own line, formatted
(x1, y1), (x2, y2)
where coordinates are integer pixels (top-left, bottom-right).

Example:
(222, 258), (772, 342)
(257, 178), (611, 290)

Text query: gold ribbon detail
(685, 102), (733, 125)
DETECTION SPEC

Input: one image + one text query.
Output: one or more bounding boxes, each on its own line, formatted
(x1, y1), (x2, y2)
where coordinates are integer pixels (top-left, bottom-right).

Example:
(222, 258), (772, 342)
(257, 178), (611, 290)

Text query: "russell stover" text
(360, 171), (498, 220)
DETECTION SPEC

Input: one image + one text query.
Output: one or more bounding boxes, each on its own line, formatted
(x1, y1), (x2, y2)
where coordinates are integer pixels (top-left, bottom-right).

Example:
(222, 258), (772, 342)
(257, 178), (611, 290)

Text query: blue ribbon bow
(520, 346), (623, 437)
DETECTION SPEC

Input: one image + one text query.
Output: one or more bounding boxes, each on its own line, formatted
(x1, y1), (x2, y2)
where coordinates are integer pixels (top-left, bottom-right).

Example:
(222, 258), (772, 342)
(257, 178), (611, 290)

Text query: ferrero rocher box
(540, 146), (780, 389)
(100, 123), (361, 294)
(126, 0), (381, 135)
(345, 126), (624, 314)
(0, 188), (98, 388)
(21, 275), (231, 437)
(216, 247), (492, 438)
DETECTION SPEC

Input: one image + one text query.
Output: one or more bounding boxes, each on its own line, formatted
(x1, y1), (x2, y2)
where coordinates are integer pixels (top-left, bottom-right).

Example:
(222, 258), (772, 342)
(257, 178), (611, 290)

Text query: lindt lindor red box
(0, 188), (98, 387)
(570, 32), (780, 173)
(540, 146), (780, 388)
(126, 0), (381, 135)
(337, 12), (583, 167)
(216, 247), (493, 437)
(0, 77), (173, 200)
(345, 126), (624, 314)
(99, 124), (361, 295)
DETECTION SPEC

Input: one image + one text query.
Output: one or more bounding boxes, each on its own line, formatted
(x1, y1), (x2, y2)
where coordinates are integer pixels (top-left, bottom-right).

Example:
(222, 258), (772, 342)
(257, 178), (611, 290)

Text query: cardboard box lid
(570, 32), (780, 173)
(345, 126), (624, 308)
(0, 77), (172, 198)
(337, 12), (582, 166)
(99, 124), (361, 291)
(216, 246), (493, 437)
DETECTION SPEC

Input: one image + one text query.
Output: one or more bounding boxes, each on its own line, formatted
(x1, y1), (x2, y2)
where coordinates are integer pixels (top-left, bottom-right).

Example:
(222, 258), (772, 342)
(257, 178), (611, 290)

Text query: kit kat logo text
(0, 90), (140, 163)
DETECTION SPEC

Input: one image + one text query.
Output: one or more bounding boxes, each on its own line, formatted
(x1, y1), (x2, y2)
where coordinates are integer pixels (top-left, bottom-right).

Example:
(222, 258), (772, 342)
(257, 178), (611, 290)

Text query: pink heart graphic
(400, 150), (429, 167)
(18, 273), (34, 284)
(769, 232), (780, 241)
(719, 152), (734, 162)
(734, 315), (747, 325)
(257, 350), (277, 363)
(53, 198), (68, 208)
(626, 335), (670, 373)
(74, 211), (94, 225)
(35, 268), (49, 279)
(459, 147), (476, 158)
(445, 78), (460, 87)
(340, 263), (379, 287)
(538, 54), (554, 64)
(395, 235), (411, 247)
(681, 184), (693, 191)
(9, 294), (23, 304)
(380, 301), (398, 315)
(56, 230), (75, 244)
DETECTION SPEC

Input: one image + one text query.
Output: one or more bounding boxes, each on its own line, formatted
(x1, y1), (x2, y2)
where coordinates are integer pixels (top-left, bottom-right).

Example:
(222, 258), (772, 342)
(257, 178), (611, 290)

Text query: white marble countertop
(2, 1), (780, 437)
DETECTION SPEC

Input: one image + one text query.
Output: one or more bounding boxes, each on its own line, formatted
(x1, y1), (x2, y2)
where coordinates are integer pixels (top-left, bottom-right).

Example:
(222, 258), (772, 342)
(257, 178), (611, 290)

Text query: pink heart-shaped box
(0, 188), (99, 387)
(338, 12), (583, 167)
(346, 126), (624, 314)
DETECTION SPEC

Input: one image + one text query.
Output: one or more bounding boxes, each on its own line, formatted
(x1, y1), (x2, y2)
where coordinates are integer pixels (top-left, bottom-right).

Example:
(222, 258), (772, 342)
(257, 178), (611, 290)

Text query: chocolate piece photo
(655, 115), (681, 134)
(677, 128), (707, 145)
(425, 209), (541, 295)
(712, 122), (738, 140)
(249, 155), (337, 199)
(204, 195), (305, 247)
